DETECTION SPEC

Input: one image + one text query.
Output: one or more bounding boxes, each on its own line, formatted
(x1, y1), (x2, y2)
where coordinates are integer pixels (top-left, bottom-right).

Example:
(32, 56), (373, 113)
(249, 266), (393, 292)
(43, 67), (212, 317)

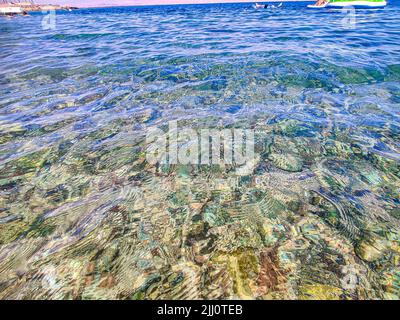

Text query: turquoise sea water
(0, 2), (399, 299)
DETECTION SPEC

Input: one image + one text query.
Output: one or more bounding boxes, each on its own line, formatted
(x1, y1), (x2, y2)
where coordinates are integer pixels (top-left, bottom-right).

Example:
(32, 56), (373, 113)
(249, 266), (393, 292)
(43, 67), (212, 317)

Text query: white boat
(307, 4), (328, 8)
(328, 1), (387, 8)
(0, 6), (23, 15)
(308, 0), (387, 9)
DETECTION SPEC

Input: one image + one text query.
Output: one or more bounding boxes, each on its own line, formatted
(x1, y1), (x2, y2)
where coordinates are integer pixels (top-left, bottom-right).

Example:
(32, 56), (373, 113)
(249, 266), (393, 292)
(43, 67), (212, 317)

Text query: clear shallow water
(0, 2), (399, 299)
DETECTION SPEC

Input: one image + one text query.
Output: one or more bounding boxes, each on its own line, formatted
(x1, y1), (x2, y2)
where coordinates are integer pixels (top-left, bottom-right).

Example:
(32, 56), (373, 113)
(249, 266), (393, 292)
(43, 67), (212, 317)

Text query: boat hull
(328, 1), (387, 8)
(308, 1), (387, 9)
(0, 7), (23, 14)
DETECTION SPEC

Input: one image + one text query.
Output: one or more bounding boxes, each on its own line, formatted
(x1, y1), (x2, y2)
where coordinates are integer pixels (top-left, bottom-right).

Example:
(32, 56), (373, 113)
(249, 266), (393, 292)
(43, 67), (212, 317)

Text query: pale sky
(36, 0), (265, 8)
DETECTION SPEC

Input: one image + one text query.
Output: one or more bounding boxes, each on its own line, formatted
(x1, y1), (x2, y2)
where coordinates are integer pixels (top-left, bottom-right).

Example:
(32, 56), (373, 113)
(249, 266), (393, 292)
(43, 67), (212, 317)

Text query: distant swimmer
(314, 0), (329, 6)
(254, 3), (266, 9)
(268, 3), (283, 9)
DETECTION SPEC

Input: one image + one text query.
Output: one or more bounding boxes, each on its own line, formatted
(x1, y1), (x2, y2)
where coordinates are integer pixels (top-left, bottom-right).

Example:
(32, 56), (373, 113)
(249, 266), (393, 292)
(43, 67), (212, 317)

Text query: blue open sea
(0, 2), (399, 299)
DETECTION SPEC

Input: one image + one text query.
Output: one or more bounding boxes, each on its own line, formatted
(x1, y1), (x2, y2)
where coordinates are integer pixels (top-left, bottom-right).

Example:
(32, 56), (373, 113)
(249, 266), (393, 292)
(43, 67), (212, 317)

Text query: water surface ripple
(0, 2), (399, 299)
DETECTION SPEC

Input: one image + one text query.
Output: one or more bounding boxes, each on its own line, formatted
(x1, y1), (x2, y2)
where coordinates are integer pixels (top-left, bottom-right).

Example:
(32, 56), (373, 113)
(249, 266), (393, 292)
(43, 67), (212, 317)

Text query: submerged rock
(355, 234), (389, 262)
(268, 153), (303, 172)
(299, 283), (342, 300)
(389, 208), (400, 220)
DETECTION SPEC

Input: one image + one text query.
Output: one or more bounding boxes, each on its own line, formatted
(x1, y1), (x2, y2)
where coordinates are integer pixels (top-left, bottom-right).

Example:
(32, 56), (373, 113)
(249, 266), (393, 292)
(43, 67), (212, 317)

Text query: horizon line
(36, 0), (316, 9)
